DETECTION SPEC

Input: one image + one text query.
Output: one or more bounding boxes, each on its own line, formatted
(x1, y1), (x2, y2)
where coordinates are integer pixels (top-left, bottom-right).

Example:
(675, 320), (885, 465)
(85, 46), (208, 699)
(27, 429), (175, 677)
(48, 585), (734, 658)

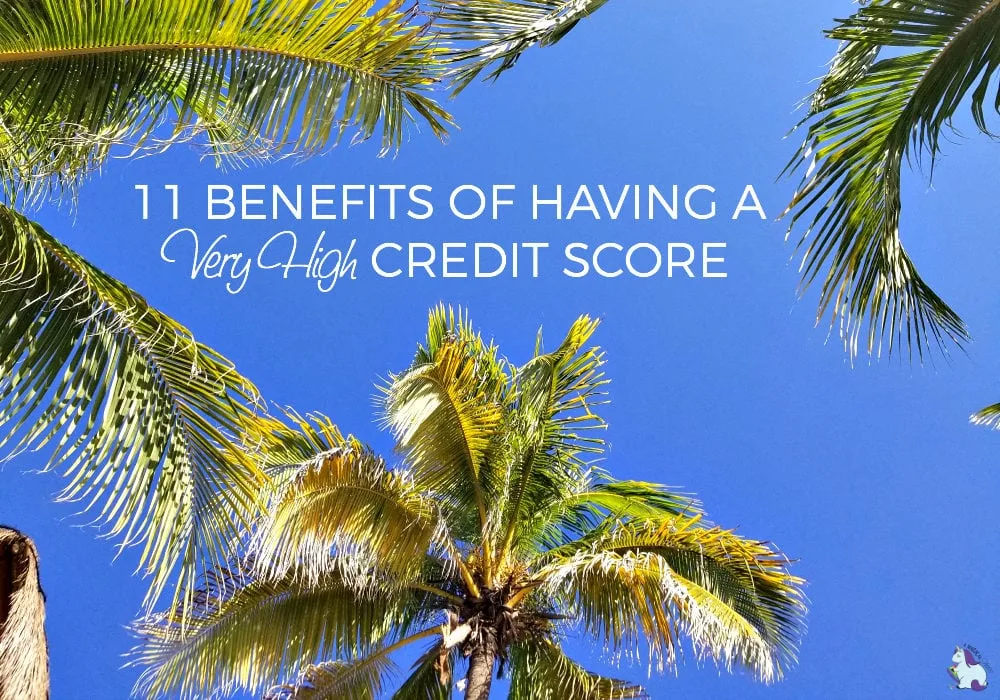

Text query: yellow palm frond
(131, 566), (410, 699)
(251, 440), (446, 587)
(534, 515), (806, 683)
(0, 0), (453, 203)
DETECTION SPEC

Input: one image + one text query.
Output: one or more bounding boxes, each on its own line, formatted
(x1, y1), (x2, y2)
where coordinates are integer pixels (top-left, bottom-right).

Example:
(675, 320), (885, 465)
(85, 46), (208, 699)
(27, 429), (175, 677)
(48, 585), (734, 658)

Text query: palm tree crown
(132, 307), (807, 699)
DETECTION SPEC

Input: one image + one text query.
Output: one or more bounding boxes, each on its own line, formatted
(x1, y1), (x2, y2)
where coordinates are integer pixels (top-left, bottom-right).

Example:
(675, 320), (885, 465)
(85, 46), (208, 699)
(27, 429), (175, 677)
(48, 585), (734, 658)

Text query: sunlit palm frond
(0, 0), (453, 203)
(515, 474), (698, 554)
(0, 204), (266, 609)
(534, 514), (806, 682)
(428, 0), (612, 93)
(971, 401), (1000, 429)
(250, 440), (446, 587)
(131, 565), (407, 699)
(381, 322), (505, 539)
(508, 637), (646, 700)
(266, 656), (396, 700)
(782, 0), (1000, 358)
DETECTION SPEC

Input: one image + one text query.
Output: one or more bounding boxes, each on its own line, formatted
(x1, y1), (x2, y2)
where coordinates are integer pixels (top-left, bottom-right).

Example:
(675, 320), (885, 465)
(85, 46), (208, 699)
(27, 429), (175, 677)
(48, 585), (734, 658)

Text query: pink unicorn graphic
(950, 646), (989, 691)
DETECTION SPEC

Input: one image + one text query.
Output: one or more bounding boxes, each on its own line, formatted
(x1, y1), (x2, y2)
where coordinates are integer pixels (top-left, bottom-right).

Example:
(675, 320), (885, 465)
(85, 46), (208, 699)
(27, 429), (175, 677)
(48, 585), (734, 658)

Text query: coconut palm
(132, 307), (806, 699)
(0, 0), (616, 613)
(0, 527), (47, 700)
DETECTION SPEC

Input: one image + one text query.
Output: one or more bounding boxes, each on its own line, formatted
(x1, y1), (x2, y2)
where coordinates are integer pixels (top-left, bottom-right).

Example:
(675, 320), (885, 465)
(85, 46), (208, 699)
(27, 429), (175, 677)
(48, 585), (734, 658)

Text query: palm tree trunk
(464, 631), (497, 700)
(0, 528), (48, 700)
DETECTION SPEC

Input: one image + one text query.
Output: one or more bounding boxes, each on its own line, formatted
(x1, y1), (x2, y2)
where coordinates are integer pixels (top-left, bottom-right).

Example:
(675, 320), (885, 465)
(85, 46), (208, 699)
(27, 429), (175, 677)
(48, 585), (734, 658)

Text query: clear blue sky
(3, 2), (999, 698)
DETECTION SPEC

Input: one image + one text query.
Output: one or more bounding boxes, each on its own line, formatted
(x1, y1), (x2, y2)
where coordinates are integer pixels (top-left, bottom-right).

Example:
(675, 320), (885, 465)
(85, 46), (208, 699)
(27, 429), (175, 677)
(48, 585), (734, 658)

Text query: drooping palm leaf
(783, 0), (1000, 358)
(0, 0), (453, 203)
(533, 514), (805, 682)
(250, 439), (447, 588)
(508, 637), (646, 700)
(0, 204), (266, 609)
(428, 0), (612, 93)
(380, 311), (508, 561)
(266, 656), (396, 700)
(391, 640), (458, 700)
(131, 565), (406, 699)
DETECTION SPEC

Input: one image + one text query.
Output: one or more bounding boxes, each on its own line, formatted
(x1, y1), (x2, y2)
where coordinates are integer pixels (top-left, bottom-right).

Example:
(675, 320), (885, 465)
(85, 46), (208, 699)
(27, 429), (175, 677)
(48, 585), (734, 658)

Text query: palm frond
(428, 0), (612, 93)
(971, 401), (1000, 428)
(497, 316), (608, 560)
(0, 0), (452, 203)
(0, 204), (266, 610)
(266, 656), (395, 700)
(131, 564), (407, 699)
(0, 527), (47, 700)
(782, 0), (1000, 358)
(250, 439), (446, 588)
(392, 640), (457, 700)
(516, 474), (697, 554)
(380, 310), (507, 543)
(508, 637), (646, 700)
(534, 515), (806, 683)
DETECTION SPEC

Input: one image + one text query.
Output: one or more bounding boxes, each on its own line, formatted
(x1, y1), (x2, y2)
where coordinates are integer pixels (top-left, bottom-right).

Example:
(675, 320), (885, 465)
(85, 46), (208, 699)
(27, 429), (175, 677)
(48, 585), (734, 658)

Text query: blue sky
(3, 1), (1000, 698)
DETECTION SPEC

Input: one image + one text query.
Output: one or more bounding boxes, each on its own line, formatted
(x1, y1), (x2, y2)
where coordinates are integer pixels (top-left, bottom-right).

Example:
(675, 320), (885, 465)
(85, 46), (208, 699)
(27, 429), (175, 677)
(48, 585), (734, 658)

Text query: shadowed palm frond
(508, 637), (646, 700)
(266, 656), (395, 700)
(0, 0), (453, 204)
(391, 639), (458, 700)
(0, 204), (266, 610)
(782, 0), (1000, 359)
(427, 0), (612, 93)
(521, 477), (699, 553)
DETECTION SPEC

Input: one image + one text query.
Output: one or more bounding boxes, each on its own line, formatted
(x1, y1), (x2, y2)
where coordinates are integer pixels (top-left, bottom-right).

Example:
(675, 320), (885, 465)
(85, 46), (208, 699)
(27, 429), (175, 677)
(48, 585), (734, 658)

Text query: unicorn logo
(950, 646), (989, 691)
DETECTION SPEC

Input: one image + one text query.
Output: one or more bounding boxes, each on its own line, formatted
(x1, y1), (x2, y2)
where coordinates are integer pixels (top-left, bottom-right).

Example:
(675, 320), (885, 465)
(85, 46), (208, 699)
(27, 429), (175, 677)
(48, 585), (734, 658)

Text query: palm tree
(0, 0), (616, 616)
(132, 307), (806, 699)
(0, 527), (47, 700)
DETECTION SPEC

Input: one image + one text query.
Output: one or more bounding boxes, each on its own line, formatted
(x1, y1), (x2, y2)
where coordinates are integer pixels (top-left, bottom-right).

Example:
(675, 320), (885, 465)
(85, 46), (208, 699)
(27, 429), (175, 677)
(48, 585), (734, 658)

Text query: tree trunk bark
(464, 631), (497, 700)
(0, 528), (48, 700)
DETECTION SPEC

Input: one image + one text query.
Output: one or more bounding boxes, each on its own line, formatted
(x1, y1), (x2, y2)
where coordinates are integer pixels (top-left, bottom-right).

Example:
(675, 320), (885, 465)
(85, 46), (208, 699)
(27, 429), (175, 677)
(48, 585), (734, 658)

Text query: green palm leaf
(0, 0), (453, 203)
(508, 638), (646, 699)
(782, 0), (1000, 358)
(428, 0), (612, 93)
(0, 203), (265, 609)
(392, 640), (457, 700)
(380, 308), (508, 547)
(496, 315), (608, 560)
